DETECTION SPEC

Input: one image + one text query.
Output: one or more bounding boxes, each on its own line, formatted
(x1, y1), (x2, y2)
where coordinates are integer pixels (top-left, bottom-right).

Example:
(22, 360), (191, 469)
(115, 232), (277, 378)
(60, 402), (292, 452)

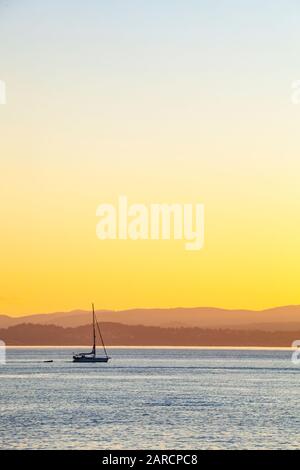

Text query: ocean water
(0, 347), (299, 450)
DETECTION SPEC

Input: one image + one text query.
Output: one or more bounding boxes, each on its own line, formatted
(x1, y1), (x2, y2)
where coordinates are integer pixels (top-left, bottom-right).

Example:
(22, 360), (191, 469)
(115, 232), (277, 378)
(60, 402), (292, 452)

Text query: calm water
(0, 347), (299, 449)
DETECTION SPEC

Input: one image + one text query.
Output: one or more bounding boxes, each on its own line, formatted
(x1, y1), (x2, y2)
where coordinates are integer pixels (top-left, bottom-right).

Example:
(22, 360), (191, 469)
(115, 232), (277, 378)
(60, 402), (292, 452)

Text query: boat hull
(73, 356), (110, 363)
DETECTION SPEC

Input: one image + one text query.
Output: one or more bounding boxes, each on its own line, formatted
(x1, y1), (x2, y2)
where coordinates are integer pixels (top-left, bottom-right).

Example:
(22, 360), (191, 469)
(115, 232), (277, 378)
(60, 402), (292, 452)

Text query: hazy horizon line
(3, 303), (300, 318)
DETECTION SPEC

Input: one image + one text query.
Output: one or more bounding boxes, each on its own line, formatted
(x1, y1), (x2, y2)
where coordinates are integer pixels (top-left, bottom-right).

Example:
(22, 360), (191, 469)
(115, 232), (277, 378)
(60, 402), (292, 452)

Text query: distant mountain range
(1, 323), (299, 347)
(1, 305), (300, 331)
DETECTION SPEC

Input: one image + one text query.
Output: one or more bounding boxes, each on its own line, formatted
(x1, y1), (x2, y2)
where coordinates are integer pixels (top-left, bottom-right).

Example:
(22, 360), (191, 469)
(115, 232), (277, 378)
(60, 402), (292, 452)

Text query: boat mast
(92, 303), (96, 355)
(95, 317), (109, 358)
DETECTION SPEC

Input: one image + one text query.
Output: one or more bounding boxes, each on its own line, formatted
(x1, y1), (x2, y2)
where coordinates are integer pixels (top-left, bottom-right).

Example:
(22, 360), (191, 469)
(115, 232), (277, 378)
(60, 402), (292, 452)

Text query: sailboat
(73, 304), (110, 363)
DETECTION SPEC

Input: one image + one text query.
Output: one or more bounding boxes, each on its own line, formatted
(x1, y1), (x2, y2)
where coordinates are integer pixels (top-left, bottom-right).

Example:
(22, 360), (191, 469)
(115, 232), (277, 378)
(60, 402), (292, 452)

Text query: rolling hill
(1, 305), (300, 331)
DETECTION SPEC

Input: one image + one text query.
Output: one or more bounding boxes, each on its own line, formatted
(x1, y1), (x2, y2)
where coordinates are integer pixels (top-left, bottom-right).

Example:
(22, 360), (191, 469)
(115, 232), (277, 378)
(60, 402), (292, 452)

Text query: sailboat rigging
(73, 304), (110, 363)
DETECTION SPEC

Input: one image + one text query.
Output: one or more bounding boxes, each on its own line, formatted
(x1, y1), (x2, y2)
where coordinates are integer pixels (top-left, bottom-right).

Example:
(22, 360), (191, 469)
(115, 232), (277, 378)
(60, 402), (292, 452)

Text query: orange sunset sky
(1, 1), (300, 315)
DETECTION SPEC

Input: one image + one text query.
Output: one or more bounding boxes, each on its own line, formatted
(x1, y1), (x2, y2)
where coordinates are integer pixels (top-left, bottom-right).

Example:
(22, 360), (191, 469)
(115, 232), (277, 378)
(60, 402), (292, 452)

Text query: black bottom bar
(0, 450), (298, 467)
